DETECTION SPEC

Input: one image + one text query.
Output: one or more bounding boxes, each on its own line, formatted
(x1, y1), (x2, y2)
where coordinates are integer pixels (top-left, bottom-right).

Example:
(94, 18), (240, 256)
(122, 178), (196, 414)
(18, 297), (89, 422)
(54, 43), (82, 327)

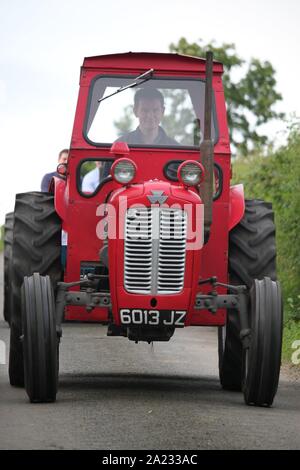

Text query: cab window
(84, 77), (218, 148)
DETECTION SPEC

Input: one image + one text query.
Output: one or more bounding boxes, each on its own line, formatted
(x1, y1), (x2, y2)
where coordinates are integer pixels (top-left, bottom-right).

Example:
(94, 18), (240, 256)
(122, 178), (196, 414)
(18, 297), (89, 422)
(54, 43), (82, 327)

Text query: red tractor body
(6, 51), (282, 406)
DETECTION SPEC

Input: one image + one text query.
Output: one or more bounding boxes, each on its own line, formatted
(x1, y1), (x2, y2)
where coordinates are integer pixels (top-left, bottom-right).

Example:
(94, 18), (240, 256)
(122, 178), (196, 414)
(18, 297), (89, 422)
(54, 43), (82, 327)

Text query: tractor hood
(106, 180), (204, 327)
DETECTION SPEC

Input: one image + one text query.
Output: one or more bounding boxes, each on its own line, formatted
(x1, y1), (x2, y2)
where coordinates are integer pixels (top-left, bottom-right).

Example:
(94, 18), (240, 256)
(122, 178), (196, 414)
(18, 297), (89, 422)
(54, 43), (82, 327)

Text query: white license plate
(119, 309), (187, 327)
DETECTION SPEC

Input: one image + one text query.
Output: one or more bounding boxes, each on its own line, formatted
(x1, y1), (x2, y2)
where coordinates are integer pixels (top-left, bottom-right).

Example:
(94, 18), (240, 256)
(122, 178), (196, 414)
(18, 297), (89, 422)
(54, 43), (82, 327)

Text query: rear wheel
(22, 274), (59, 403)
(3, 212), (14, 324)
(218, 200), (276, 391)
(243, 277), (283, 406)
(9, 192), (61, 388)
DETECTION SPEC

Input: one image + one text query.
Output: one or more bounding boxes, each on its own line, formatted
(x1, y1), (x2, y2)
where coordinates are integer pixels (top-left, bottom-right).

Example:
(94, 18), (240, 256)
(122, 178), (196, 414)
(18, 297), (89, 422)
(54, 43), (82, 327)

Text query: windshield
(85, 77), (218, 148)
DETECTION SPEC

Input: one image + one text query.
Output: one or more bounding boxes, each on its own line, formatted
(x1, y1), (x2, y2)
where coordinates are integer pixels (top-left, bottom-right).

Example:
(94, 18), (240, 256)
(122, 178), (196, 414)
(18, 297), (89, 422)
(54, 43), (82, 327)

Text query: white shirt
(81, 167), (100, 193)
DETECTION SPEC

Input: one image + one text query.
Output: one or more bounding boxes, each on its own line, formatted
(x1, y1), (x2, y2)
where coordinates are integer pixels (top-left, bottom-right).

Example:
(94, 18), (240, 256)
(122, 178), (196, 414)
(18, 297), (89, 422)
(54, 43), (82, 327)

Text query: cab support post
(200, 51), (214, 244)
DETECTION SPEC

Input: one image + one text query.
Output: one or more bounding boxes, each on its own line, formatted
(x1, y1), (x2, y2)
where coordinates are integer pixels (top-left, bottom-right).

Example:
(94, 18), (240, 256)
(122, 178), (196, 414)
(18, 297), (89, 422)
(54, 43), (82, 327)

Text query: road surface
(0, 254), (299, 450)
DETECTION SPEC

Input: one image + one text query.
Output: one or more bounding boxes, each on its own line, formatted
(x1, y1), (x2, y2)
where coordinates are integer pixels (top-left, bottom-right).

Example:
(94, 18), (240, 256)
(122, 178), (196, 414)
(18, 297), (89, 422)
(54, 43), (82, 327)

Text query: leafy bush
(232, 128), (300, 321)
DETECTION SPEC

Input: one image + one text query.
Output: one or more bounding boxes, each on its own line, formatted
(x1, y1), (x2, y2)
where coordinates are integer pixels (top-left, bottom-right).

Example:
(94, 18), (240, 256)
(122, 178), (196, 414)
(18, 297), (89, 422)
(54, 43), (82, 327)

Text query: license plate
(119, 309), (186, 327)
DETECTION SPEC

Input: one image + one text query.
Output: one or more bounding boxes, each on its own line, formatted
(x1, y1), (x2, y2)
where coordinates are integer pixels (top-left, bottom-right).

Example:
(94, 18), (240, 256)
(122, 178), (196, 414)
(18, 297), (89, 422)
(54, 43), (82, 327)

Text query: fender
(229, 184), (245, 231)
(50, 176), (68, 222)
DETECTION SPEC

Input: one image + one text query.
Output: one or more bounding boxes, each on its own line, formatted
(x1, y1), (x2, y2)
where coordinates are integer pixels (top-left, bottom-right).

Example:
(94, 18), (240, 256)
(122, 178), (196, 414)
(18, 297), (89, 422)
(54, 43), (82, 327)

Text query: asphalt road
(0, 253), (299, 450)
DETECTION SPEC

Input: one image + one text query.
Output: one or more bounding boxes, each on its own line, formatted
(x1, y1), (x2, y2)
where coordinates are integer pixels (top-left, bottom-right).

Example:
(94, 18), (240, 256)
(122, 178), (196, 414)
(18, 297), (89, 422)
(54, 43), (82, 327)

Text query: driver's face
(134, 98), (164, 132)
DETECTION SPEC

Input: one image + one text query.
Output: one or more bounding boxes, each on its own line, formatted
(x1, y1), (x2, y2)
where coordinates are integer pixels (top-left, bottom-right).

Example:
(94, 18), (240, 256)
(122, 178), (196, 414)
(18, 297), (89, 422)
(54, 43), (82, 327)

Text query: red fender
(229, 184), (245, 231)
(50, 176), (68, 222)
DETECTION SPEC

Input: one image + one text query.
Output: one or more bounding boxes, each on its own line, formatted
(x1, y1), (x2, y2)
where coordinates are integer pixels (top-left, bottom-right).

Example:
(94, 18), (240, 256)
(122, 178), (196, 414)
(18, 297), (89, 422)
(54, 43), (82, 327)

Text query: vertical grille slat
(124, 208), (152, 294)
(157, 209), (187, 294)
(124, 207), (187, 295)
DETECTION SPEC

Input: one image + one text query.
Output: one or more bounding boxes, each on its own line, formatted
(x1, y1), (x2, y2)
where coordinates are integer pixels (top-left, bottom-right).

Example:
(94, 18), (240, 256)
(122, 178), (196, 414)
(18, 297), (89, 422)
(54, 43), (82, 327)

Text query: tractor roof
(82, 52), (223, 74)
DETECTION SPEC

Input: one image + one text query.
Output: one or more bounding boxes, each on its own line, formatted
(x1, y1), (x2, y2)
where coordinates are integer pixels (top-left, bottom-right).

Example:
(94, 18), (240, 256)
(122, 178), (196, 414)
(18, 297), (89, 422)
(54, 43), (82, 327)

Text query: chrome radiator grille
(124, 207), (187, 294)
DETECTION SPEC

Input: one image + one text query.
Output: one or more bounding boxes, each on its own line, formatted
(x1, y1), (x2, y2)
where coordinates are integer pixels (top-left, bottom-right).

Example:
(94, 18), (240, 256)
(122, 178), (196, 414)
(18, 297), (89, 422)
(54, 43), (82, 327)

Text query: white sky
(1, 0), (300, 223)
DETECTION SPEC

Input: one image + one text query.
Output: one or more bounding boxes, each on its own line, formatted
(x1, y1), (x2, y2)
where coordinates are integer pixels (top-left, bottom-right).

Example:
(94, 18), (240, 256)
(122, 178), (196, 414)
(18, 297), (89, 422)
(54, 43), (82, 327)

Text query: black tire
(243, 277), (283, 406)
(22, 274), (59, 403)
(9, 192), (61, 387)
(218, 200), (276, 391)
(3, 212), (14, 324)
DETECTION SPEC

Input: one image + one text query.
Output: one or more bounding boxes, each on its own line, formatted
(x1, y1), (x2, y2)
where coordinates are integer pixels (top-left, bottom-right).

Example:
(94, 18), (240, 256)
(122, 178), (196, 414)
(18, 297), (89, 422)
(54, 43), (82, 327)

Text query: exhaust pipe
(200, 51), (214, 244)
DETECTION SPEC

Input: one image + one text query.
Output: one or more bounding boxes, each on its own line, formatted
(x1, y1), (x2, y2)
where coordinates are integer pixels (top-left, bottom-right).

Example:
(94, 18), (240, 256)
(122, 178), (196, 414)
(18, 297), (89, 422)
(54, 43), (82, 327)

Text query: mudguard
(50, 176), (68, 222)
(229, 184), (245, 231)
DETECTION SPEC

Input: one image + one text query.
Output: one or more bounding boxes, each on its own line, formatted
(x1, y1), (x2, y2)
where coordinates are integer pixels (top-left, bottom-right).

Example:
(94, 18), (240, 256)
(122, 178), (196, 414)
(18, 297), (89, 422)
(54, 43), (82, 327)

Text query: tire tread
(219, 199), (277, 391)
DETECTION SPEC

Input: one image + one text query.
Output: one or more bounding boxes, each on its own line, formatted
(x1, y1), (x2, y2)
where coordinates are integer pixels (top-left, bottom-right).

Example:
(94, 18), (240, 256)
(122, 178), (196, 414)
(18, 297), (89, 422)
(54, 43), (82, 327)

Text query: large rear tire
(22, 274), (59, 403)
(243, 277), (283, 406)
(3, 212), (14, 324)
(218, 200), (276, 391)
(9, 192), (61, 388)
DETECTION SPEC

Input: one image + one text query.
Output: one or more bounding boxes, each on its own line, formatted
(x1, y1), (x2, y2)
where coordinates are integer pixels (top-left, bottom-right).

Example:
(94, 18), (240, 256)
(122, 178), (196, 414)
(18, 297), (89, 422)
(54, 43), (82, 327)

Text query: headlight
(111, 158), (137, 184)
(177, 161), (204, 187)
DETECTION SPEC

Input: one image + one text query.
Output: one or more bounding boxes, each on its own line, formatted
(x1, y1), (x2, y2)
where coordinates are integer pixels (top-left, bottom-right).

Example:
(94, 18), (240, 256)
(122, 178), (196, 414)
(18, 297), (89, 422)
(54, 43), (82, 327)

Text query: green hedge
(232, 129), (300, 361)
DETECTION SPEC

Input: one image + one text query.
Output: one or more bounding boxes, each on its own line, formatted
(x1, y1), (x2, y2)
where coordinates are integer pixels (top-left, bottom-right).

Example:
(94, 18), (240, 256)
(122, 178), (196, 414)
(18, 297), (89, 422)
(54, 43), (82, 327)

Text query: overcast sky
(1, 0), (299, 223)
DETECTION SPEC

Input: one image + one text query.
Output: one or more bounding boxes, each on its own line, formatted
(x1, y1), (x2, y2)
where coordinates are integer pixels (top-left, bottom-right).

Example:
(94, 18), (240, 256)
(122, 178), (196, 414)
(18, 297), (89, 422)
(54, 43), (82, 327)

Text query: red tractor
(4, 51), (282, 405)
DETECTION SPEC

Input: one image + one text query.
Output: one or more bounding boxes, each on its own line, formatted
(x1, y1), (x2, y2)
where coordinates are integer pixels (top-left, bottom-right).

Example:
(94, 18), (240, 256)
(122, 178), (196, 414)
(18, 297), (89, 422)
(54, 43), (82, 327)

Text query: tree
(169, 38), (284, 155)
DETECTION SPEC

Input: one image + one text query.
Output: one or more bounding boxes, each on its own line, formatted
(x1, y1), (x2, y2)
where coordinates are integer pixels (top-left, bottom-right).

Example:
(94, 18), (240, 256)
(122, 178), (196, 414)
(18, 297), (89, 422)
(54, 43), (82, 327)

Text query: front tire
(219, 200), (276, 391)
(22, 274), (59, 403)
(243, 277), (283, 406)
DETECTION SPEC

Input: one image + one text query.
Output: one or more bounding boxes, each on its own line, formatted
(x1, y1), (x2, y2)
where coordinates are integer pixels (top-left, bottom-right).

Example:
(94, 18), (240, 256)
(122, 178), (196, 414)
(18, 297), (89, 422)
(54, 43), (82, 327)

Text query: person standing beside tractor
(81, 161), (111, 193)
(41, 148), (69, 192)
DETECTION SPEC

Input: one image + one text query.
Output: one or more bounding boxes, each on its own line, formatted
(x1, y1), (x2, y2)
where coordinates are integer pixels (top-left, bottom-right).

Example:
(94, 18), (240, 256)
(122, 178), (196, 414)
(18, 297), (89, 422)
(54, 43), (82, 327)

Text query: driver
(117, 88), (179, 146)
(82, 89), (179, 193)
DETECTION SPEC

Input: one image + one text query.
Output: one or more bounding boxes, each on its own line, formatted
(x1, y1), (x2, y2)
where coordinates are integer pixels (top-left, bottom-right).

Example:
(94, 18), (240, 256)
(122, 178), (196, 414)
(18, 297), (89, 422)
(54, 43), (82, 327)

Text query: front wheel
(8, 192), (61, 388)
(219, 199), (277, 391)
(243, 277), (283, 407)
(22, 273), (59, 403)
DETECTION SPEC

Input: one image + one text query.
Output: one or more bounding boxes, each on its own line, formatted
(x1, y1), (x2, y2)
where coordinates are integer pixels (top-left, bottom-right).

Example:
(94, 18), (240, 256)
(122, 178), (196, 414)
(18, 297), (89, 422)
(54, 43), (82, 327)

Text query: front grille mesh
(158, 210), (187, 293)
(124, 208), (153, 293)
(124, 207), (187, 294)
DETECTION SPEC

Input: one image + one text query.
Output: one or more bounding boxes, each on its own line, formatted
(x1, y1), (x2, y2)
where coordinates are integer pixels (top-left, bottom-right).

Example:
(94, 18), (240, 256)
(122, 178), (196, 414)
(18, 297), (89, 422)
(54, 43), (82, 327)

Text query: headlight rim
(177, 160), (205, 187)
(111, 158), (137, 185)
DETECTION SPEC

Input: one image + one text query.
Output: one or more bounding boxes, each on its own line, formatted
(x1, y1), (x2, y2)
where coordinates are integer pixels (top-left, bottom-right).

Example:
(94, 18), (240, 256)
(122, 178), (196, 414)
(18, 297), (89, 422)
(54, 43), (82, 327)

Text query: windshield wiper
(98, 68), (154, 103)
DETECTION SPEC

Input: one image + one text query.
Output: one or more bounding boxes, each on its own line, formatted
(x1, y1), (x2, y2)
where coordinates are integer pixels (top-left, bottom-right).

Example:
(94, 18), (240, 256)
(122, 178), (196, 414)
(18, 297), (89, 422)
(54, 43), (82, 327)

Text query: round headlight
(111, 158), (136, 184)
(177, 161), (204, 187)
